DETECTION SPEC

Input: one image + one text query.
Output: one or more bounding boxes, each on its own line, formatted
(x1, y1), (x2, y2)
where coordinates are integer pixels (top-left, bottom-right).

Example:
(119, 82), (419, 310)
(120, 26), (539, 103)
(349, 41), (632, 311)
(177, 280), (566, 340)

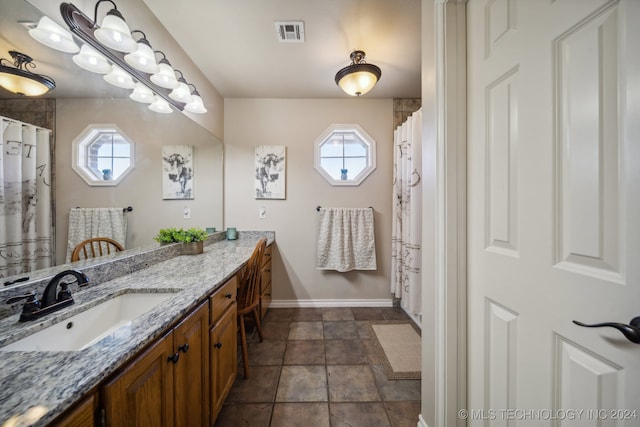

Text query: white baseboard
(418, 414), (429, 427)
(270, 299), (394, 308)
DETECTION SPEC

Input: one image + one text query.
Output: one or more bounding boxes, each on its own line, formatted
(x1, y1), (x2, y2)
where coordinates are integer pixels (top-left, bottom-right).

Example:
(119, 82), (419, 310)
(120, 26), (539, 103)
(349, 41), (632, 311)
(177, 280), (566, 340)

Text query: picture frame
(162, 145), (194, 199)
(255, 145), (286, 199)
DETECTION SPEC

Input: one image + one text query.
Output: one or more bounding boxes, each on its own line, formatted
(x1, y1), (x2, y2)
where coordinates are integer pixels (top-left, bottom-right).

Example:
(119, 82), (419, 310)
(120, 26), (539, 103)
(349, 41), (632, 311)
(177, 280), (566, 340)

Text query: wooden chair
(71, 237), (124, 262)
(237, 238), (267, 379)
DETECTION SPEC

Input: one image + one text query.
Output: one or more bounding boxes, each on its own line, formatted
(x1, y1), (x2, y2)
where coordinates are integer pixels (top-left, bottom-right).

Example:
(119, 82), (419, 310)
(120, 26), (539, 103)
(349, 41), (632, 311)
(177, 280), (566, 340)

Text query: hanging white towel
(316, 207), (377, 272)
(66, 208), (127, 262)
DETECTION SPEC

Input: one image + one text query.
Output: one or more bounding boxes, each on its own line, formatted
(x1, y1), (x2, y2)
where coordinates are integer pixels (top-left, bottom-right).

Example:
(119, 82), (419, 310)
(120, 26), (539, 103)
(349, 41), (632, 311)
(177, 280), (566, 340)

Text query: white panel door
(467, 0), (639, 425)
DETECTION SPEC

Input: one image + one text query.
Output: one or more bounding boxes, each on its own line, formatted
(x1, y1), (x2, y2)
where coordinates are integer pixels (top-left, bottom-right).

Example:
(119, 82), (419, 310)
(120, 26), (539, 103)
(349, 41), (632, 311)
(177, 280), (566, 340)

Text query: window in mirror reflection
(314, 124), (376, 186)
(72, 124), (135, 186)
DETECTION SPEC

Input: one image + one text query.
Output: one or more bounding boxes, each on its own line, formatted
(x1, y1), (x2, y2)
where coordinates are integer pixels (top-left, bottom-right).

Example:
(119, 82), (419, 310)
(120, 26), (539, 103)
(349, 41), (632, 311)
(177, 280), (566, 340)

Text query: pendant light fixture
(334, 50), (381, 96)
(0, 51), (56, 96)
(124, 31), (159, 74)
(169, 70), (193, 103)
(149, 95), (173, 113)
(129, 82), (154, 103)
(103, 65), (136, 89)
(72, 44), (111, 74)
(28, 16), (79, 53)
(150, 52), (179, 89)
(184, 84), (207, 114)
(92, 0), (137, 53)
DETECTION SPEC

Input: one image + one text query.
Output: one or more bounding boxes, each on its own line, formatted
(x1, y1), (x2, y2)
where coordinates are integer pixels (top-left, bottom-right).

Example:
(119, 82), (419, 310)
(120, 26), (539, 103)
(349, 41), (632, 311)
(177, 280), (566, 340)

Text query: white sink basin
(1, 292), (176, 352)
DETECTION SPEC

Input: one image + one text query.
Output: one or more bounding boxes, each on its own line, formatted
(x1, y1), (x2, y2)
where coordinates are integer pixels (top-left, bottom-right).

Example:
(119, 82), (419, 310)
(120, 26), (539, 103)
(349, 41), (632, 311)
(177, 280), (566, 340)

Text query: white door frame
(420, 1), (467, 426)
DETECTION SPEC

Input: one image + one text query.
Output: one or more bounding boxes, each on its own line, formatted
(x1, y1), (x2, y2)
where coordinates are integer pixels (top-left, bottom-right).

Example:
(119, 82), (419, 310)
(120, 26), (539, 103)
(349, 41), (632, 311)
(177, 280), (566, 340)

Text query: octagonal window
(314, 124), (376, 186)
(72, 124), (135, 186)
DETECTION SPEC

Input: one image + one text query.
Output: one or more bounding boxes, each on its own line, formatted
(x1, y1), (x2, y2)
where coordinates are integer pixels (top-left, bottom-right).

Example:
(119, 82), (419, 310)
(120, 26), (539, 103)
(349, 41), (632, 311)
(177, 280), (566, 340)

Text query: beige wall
(224, 98), (394, 303)
(55, 98), (223, 265)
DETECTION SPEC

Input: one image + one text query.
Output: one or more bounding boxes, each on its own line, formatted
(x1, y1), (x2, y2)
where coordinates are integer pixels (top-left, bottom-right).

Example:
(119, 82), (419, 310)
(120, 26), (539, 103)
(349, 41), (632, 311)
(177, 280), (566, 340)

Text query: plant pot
(181, 241), (204, 255)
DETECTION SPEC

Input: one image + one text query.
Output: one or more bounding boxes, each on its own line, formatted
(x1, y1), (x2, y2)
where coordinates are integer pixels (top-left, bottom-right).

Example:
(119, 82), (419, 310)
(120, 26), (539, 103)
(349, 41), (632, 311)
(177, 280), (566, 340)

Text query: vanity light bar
(60, 2), (186, 111)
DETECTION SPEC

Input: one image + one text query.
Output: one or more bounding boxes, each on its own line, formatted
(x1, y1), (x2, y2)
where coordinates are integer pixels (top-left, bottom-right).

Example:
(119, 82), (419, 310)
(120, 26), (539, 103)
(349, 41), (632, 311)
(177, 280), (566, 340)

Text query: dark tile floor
(215, 307), (421, 427)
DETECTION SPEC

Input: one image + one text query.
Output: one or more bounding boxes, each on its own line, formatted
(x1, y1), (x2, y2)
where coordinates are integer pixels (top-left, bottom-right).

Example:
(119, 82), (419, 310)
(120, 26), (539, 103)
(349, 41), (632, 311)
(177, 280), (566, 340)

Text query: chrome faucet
(5, 270), (89, 322)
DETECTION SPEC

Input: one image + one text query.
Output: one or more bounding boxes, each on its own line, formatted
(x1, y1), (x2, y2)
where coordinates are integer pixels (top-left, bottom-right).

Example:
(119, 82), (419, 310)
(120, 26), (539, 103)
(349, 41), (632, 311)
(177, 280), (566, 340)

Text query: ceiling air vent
(274, 21), (305, 43)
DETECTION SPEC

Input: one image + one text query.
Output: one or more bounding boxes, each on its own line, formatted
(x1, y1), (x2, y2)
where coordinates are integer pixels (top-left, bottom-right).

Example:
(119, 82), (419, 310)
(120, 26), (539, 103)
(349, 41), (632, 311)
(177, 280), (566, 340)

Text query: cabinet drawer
(210, 275), (237, 325)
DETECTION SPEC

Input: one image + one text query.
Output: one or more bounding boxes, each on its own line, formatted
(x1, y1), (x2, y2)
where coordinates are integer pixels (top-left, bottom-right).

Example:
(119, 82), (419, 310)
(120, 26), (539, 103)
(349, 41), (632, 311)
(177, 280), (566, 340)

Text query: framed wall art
(162, 145), (194, 199)
(255, 145), (286, 199)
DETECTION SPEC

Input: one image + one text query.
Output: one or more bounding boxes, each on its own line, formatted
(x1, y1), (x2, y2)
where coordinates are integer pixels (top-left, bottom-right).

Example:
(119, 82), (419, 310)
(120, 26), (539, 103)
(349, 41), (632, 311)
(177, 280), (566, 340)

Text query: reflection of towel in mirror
(316, 207), (377, 272)
(66, 208), (127, 262)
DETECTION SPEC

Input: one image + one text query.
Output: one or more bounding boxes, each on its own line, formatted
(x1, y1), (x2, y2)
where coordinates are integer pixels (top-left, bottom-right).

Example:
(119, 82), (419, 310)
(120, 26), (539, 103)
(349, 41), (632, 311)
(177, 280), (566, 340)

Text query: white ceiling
(141, 0), (422, 99)
(0, 0), (421, 100)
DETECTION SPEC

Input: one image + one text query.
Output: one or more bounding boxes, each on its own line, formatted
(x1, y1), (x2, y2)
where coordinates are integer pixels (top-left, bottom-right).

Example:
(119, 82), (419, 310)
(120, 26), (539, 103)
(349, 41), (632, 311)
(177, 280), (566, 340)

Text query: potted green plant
(154, 227), (208, 255)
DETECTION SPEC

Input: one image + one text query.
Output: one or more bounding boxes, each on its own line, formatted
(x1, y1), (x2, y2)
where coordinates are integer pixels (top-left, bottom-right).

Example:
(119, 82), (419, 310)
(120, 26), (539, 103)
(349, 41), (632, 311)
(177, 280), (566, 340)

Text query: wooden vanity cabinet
(209, 276), (237, 422)
(101, 301), (209, 427)
(260, 244), (273, 319)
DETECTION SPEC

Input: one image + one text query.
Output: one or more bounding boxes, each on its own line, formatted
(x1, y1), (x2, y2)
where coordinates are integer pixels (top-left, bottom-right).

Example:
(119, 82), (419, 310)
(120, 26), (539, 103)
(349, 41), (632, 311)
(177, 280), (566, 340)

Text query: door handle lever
(573, 317), (640, 344)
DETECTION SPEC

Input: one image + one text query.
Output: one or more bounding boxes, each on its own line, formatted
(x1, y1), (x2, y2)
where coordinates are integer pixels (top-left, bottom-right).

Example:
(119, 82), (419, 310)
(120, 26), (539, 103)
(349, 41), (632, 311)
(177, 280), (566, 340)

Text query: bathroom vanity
(0, 232), (274, 426)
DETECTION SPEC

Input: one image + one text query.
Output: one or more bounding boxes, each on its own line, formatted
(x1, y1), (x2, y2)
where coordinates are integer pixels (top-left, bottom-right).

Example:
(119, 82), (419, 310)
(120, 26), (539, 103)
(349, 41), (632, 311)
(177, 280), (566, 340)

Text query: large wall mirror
(0, 0), (224, 279)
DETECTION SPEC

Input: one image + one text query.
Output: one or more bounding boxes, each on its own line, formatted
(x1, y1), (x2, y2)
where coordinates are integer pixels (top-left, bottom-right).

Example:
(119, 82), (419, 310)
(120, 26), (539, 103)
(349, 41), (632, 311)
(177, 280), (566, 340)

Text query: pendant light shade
(169, 71), (193, 103)
(149, 95), (173, 113)
(129, 82), (154, 103)
(150, 55), (179, 89)
(73, 44), (112, 74)
(0, 51), (55, 96)
(29, 16), (79, 53)
(124, 32), (159, 74)
(93, 4), (137, 53)
(184, 85), (207, 114)
(334, 50), (381, 97)
(103, 65), (135, 89)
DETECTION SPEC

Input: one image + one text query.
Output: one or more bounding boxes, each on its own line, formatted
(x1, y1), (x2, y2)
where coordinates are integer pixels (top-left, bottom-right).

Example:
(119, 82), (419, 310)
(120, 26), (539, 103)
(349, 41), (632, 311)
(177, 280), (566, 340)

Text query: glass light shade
(150, 62), (179, 89)
(148, 95), (173, 113)
(184, 94), (207, 114)
(94, 12), (137, 53)
(169, 81), (193, 103)
(335, 67), (380, 96)
(0, 71), (53, 96)
(103, 66), (135, 89)
(29, 16), (79, 53)
(72, 44), (112, 74)
(129, 83), (154, 103)
(124, 41), (159, 74)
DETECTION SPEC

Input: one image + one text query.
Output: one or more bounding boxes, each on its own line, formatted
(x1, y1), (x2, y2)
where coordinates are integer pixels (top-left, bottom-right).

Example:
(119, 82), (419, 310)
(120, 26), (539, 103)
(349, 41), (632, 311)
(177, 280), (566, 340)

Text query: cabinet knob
(167, 352), (180, 363)
(224, 293), (232, 299)
(178, 343), (189, 353)
(213, 342), (222, 349)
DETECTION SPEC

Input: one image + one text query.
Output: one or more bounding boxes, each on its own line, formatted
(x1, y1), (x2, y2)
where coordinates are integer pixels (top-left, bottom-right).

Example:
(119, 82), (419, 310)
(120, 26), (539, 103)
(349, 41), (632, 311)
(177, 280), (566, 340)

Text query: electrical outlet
(183, 207), (191, 219)
(259, 206), (266, 219)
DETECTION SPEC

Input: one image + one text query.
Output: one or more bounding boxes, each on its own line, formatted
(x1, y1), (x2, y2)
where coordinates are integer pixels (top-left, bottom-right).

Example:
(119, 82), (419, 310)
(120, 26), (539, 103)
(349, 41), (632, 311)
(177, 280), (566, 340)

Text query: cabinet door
(102, 332), (174, 427)
(52, 393), (96, 427)
(210, 304), (237, 423)
(173, 301), (209, 427)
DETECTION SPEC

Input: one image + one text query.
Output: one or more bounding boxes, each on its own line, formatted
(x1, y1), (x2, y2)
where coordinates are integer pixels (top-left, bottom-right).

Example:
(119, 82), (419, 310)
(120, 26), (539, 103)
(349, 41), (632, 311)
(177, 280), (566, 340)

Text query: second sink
(1, 291), (178, 352)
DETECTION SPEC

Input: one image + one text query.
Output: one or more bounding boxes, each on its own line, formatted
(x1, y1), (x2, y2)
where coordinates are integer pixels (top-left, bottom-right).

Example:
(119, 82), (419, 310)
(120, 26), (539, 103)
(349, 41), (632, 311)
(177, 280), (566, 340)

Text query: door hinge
(99, 408), (106, 427)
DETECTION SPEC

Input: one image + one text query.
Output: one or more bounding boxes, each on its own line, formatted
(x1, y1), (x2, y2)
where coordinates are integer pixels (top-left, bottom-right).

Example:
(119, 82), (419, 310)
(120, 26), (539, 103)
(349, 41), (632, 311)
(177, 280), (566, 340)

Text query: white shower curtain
(0, 117), (53, 278)
(391, 109), (422, 316)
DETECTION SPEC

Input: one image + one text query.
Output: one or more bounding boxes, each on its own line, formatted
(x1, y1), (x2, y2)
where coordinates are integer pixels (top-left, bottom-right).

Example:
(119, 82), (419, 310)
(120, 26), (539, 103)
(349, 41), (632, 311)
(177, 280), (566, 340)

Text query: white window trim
(313, 123), (376, 186)
(71, 123), (135, 187)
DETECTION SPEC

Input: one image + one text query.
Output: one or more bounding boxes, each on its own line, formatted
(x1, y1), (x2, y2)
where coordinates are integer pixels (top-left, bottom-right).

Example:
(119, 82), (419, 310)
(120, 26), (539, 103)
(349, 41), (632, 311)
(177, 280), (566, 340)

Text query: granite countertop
(0, 232), (274, 427)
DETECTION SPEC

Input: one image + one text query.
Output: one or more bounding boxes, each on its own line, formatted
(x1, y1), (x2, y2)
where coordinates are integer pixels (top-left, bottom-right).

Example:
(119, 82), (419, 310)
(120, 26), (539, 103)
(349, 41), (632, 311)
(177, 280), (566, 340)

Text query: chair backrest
(71, 237), (125, 262)
(237, 238), (267, 312)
